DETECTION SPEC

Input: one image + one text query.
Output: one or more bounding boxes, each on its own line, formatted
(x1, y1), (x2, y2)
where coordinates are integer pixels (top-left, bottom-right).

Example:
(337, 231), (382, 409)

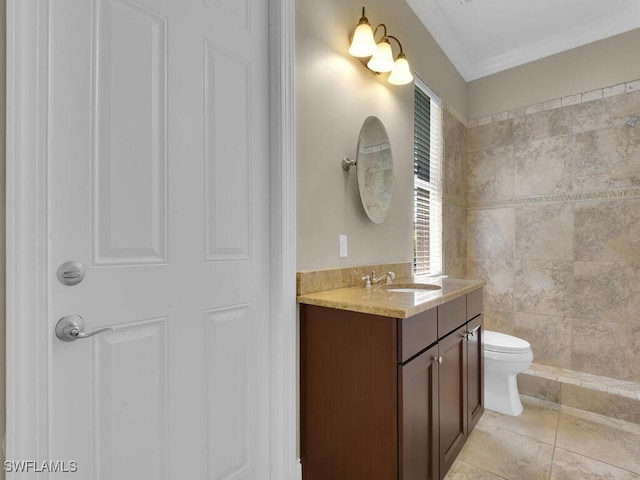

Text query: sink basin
(381, 283), (441, 293)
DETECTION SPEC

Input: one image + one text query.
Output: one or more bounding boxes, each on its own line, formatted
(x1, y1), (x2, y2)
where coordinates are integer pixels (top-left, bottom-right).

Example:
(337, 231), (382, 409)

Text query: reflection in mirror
(356, 116), (393, 224)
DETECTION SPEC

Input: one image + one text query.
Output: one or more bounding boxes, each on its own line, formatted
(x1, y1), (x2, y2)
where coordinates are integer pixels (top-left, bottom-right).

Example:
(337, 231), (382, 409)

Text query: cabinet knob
(434, 356), (443, 364)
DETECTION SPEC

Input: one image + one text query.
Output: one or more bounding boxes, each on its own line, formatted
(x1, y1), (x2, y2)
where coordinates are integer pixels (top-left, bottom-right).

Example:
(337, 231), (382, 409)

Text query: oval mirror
(356, 116), (394, 224)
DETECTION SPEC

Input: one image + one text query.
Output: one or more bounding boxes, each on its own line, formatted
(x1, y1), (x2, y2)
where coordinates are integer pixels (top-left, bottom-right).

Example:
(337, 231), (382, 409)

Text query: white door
(41, 0), (270, 478)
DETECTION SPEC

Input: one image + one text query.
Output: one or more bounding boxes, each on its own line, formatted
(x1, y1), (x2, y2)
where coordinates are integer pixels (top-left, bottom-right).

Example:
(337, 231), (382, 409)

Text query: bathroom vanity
(299, 280), (484, 480)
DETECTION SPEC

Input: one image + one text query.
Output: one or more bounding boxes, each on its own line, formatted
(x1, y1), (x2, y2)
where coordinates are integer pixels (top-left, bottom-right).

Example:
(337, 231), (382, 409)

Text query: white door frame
(5, 0), (297, 478)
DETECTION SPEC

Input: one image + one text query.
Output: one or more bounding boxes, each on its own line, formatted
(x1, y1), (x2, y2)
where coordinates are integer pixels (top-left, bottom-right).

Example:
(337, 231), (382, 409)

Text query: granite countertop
(297, 277), (485, 319)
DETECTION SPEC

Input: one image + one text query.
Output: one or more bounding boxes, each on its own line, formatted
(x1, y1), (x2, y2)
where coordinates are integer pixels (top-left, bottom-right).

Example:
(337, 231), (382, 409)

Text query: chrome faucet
(362, 271), (396, 287)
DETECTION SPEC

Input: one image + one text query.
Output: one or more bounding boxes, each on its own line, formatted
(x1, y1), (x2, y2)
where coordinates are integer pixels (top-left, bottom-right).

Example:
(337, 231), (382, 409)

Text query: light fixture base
(342, 157), (357, 171)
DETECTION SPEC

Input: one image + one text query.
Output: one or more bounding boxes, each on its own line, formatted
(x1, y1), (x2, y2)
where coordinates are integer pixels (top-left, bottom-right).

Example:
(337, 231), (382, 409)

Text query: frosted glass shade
(348, 23), (377, 57)
(388, 54), (414, 85)
(367, 40), (394, 73)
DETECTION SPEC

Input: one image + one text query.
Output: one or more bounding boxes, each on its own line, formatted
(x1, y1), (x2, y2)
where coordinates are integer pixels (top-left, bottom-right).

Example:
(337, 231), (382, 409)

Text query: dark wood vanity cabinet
(300, 288), (484, 480)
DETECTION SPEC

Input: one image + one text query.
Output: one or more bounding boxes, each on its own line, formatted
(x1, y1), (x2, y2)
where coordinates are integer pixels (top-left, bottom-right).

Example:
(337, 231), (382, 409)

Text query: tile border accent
(467, 187), (640, 210)
(467, 78), (640, 128)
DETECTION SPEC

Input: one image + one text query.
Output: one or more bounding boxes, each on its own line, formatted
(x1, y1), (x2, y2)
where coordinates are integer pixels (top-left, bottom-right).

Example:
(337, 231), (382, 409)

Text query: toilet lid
(484, 330), (531, 354)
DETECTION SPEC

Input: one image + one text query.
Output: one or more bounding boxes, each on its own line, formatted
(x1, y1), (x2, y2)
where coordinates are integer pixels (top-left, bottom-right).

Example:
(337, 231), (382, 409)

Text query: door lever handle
(56, 315), (114, 342)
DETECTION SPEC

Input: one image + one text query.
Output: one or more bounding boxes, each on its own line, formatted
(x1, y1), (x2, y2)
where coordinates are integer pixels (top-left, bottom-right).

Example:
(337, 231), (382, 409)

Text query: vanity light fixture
(348, 7), (414, 86)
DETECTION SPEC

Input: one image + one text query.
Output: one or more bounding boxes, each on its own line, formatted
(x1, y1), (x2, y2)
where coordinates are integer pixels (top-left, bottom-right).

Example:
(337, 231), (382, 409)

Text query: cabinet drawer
(399, 308), (437, 363)
(467, 288), (483, 320)
(437, 295), (466, 338)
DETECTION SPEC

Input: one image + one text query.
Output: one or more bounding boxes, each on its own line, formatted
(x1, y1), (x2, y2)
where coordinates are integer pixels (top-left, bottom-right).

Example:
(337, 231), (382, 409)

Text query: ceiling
(405, 0), (640, 81)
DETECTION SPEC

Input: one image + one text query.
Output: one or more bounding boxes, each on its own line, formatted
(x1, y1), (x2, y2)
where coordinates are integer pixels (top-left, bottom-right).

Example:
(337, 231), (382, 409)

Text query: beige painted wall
(295, 0), (466, 271)
(467, 28), (640, 120)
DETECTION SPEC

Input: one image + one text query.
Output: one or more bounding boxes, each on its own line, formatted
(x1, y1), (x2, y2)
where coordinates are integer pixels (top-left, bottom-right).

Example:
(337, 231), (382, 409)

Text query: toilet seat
(484, 330), (531, 354)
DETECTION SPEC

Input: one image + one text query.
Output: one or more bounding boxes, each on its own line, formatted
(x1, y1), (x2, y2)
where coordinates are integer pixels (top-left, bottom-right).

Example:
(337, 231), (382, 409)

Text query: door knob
(55, 315), (113, 342)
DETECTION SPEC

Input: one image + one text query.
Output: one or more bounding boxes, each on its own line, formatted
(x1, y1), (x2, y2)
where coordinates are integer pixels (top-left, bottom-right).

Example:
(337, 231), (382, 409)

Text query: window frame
(413, 77), (443, 278)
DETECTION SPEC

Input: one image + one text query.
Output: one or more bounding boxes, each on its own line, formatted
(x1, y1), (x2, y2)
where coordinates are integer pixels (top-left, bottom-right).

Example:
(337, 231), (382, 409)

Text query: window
(413, 78), (443, 277)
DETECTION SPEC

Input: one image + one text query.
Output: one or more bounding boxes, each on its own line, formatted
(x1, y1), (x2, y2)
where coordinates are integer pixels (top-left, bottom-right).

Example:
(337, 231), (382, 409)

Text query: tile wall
(443, 108), (468, 279)
(464, 84), (640, 383)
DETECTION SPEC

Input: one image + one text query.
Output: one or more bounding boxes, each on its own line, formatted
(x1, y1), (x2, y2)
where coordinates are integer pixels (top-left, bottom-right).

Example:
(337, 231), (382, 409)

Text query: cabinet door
(300, 305), (398, 480)
(467, 314), (484, 433)
(399, 343), (439, 480)
(438, 326), (468, 480)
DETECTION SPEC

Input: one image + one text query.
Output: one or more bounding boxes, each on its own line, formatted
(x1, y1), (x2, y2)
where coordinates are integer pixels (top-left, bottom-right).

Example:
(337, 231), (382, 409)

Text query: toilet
(483, 330), (533, 416)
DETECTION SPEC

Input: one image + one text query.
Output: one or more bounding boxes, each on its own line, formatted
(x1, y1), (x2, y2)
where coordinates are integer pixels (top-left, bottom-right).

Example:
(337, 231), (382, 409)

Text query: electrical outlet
(339, 235), (348, 257)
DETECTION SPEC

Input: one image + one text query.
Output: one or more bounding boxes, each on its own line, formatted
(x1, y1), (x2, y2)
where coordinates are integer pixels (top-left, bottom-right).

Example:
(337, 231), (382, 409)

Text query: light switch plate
(339, 235), (348, 257)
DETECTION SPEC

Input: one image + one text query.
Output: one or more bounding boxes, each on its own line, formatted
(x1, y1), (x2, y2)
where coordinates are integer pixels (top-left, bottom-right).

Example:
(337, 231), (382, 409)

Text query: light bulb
(388, 53), (414, 85)
(349, 21), (377, 57)
(367, 40), (394, 73)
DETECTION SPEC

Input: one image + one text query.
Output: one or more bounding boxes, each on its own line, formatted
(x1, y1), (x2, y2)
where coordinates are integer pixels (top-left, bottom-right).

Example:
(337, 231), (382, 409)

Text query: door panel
(48, 0), (270, 478)
(467, 314), (484, 433)
(204, 41), (251, 261)
(93, 320), (167, 478)
(399, 343), (439, 480)
(93, 1), (168, 264)
(204, 304), (253, 480)
(438, 326), (467, 479)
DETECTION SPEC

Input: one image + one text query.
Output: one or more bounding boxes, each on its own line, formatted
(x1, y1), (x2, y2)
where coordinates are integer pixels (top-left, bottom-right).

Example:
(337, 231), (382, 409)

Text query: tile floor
(444, 396), (640, 480)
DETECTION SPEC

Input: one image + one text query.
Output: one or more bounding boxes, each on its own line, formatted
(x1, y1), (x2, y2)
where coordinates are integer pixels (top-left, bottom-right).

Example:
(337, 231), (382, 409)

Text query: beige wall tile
(466, 259), (514, 313)
(444, 109), (467, 153)
(518, 375), (562, 404)
(467, 208), (515, 259)
(467, 119), (514, 153)
(467, 146), (514, 200)
(444, 149), (467, 198)
(483, 309), (514, 333)
(508, 106), (526, 119)
(444, 203), (467, 260)
(525, 103), (544, 115)
(561, 386), (640, 426)
(513, 108), (572, 144)
(513, 312), (572, 369)
(444, 258), (466, 279)
(561, 94), (581, 107)
(478, 115), (492, 126)
(573, 261), (640, 325)
(603, 83), (626, 97)
(571, 318), (640, 382)
(573, 125), (640, 190)
(493, 111), (508, 122)
(515, 203), (574, 261)
(543, 98), (562, 111)
(572, 90), (640, 133)
(581, 89), (603, 102)
(574, 199), (640, 263)
(514, 260), (573, 316)
(627, 80), (640, 93)
(514, 136), (573, 196)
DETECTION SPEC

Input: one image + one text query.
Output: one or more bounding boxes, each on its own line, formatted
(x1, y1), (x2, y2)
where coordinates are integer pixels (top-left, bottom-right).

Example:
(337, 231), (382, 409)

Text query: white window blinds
(413, 78), (443, 277)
